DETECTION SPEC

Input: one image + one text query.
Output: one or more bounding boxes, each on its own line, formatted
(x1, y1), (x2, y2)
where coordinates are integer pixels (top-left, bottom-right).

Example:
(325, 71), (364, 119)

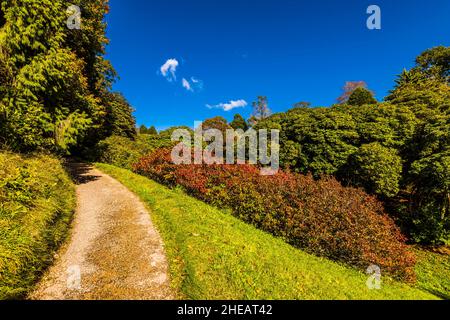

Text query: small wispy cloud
(190, 77), (204, 91)
(160, 58), (179, 81)
(206, 99), (248, 111)
(182, 78), (193, 91)
(160, 59), (204, 92)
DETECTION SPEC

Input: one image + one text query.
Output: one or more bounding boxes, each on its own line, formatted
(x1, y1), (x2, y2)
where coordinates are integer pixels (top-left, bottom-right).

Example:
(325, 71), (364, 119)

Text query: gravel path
(29, 163), (173, 300)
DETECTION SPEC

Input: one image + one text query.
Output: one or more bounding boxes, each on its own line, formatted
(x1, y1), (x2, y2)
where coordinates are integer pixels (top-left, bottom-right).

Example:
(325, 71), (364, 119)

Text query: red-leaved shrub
(133, 148), (416, 282)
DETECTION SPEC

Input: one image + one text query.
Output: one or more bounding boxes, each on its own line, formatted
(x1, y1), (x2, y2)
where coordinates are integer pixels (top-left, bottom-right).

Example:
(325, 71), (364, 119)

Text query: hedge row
(133, 148), (416, 282)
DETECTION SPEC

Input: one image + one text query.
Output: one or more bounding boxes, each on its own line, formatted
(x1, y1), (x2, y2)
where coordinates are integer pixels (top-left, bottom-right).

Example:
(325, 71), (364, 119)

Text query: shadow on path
(64, 161), (101, 185)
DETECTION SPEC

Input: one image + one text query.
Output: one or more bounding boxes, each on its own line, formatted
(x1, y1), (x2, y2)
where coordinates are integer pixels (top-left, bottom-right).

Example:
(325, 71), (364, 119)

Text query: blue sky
(105, 0), (450, 130)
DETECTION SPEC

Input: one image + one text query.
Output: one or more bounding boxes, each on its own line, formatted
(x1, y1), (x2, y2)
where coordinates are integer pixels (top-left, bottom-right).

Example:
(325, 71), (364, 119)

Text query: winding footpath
(29, 163), (173, 300)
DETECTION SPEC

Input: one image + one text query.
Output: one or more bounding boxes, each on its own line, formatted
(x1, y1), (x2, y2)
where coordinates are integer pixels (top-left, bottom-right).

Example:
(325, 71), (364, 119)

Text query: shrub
(93, 134), (173, 170)
(133, 149), (416, 282)
(0, 152), (75, 299)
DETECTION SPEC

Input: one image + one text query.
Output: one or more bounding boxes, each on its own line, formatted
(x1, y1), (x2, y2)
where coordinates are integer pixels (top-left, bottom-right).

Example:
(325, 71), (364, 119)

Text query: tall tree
(139, 125), (148, 134)
(202, 116), (231, 135)
(0, 0), (136, 153)
(230, 114), (248, 131)
(103, 92), (136, 139)
(337, 81), (372, 104)
(414, 46), (450, 83)
(148, 126), (158, 135)
(347, 87), (377, 106)
(250, 96), (271, 125)
(293, 101), (311, 109)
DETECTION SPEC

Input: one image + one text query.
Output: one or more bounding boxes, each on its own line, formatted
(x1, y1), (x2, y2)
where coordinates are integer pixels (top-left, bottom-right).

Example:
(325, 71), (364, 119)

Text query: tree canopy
(230, 114), (248, 131)
(347, 87), (377, 106)
(0, 0), (136, 153)
(256, 47), (450, 244)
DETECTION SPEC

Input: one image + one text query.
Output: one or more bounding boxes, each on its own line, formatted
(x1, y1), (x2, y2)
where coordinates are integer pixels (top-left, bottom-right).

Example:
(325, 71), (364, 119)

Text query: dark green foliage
(405, 148), (450, 244)
(254, 47), (450, 244)
(415, 46), (450, 83)
(343, 143), (402, 197)
(139, 125), (149, 134)
(0, 0), (136, 153)
(103, 92), (136, 139)
(384, 47), (450, 243)
(258, 107), (359, 176)
(337, 81), (370, 104)
(230, 114), (248, 131)
(347, 87), (377, 106)
(139, 125), (157, 135)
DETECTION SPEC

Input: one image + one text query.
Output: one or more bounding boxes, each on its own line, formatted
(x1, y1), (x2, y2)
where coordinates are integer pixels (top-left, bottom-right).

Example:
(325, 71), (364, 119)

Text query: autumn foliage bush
(133, 148), (416, 282)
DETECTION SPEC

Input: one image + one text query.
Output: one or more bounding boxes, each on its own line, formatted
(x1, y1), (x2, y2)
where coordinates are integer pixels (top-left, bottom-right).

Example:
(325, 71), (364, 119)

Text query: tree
(293, 101), (311, 109)
(139, 125), (149, 134)
(65, 0), (116, 93)
(202, 116), (231, 135)
(103, 92), (136, 139)
(337, 81), (372, 104)
(230, 114), (248, 131)
(385, 47), (450, 244)
(347, 87), (377, 106)
(407, 150), (450, 244)
(251, 96), (271, 124)
(414, 46), (450, 83)
(278, 107), (359, 176)
(0, 0), (134, 153)
(148, 126), (158, 135)
(345, 143), (402, 198)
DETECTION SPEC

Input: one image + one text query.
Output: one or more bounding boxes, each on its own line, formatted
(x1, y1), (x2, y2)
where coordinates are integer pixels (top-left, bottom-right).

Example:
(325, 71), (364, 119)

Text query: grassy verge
(97, 163), (438, 300)
(415, 247), (450, 299)
(0, 152), (76, 299)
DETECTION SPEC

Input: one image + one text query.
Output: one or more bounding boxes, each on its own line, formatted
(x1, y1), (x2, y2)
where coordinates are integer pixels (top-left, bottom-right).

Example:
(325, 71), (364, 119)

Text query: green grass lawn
(415, 247), (450, 299)
(96, 163), (439, 300)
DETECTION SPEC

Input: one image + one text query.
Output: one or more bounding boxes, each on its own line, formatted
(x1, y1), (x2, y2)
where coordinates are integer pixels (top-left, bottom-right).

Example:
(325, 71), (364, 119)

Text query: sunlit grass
(0, 153), (76, 299)
(97, 163), (438, 300)
(415, 247), (450, 299)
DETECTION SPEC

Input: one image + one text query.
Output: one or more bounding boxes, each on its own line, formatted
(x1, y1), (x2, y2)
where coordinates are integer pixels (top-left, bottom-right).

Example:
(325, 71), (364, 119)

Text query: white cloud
(206, 99), (248, 111)
(182, 78), (193, 91)
(160, 58), (179, 81)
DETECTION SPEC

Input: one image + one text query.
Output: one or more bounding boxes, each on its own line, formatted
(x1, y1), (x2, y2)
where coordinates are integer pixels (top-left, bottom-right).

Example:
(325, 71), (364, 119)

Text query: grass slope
(97, 164), (438, 300)
(0, 153), (76, 299)
(415, 248), (450, 299)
